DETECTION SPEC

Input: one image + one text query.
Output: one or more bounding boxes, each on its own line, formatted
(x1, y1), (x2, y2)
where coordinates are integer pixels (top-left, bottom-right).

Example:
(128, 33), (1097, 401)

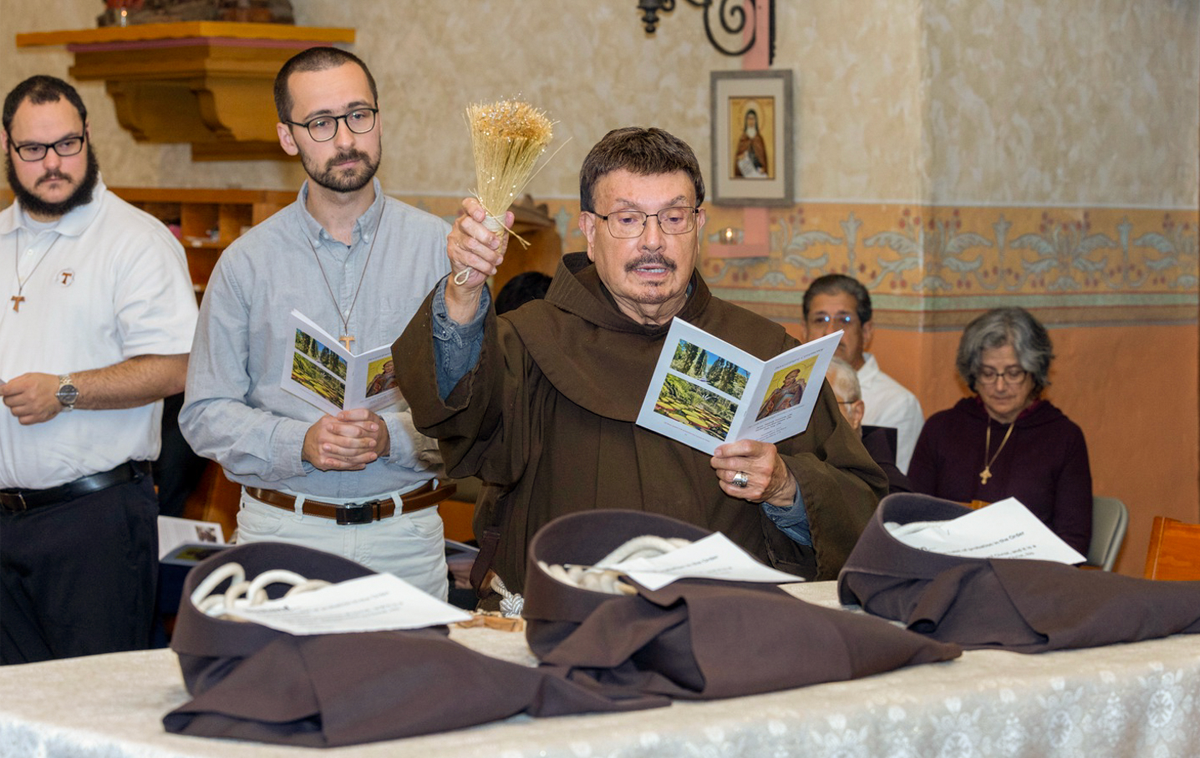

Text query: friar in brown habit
(395, 127), (886, 595)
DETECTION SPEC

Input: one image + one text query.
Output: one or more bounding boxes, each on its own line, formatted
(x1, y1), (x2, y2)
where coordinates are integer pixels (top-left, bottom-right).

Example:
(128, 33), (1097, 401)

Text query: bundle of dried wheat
(455, 99), (555, 285)
(469, 98), (553, 226)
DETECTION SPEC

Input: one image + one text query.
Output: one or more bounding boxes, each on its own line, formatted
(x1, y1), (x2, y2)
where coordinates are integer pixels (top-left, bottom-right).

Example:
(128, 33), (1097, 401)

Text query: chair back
(1144, 516), (1200, 580)
(1086, 497), (1128, 571)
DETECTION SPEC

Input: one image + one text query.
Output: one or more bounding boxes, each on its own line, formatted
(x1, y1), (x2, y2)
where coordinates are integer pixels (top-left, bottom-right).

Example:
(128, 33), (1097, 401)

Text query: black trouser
(0, 474), (158, 665)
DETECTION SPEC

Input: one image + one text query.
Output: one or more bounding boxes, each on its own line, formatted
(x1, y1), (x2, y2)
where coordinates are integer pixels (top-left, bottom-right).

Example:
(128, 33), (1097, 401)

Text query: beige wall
(3, 1), (1193, 206)
(923, 0), (1198, 207)
(775, 0), (927, 202)
(0, 0), (732, 196)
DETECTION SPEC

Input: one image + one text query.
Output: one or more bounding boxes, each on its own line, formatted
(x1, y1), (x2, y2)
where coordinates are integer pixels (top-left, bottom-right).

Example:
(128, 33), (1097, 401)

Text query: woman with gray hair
(908, 307), (1093, 553)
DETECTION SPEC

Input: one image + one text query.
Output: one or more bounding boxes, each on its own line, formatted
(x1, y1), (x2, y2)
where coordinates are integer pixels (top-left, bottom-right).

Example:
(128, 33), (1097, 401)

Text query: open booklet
(636, 318), (843, 455)
(280, 310), (400, 415)
(157, 515), (226, 559)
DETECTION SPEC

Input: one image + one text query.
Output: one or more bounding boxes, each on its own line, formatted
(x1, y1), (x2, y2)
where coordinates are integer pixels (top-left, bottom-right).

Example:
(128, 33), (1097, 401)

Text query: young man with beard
(0, 76), (197, 663)
(181, 48), (455, 598)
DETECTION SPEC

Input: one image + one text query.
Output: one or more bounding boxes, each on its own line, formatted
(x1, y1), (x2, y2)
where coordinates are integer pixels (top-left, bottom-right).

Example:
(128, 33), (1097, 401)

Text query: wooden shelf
(113, 186), (294, 293)
(17, 21), (355, 47)
(0, 185), (293, 294)
(16, 23), (355, 161)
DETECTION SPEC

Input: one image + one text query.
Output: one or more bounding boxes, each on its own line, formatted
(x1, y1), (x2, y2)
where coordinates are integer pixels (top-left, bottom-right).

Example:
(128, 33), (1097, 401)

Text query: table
(2, 583), (1197, 757)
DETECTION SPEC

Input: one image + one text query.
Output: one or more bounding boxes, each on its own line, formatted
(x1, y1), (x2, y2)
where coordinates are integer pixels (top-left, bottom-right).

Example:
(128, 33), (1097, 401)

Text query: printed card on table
(280, 310), (399, 415)
(885, 497), (1088, 564)
(635, 318), (842, 455)
(595, 532), (802, 590)
(218, 574), (472, 635)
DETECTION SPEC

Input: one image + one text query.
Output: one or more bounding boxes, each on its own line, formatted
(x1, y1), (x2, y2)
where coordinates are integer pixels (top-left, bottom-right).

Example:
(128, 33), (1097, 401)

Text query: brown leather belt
(245, 481), (456, 526)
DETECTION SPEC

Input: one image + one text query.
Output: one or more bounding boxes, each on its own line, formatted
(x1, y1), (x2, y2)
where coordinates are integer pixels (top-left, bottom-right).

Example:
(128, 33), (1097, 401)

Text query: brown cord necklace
(10, 231), (61, 312)
(306, 204), (386, 351)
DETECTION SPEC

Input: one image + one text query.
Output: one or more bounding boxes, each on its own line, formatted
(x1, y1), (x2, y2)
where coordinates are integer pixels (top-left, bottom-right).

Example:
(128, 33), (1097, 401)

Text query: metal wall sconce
(637, 0), (775, 65)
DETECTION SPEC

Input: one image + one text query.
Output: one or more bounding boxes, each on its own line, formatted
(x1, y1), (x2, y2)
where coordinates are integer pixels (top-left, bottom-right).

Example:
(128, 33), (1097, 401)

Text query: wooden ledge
(16, 21), (354, 48)
(15, 23), (355, 161)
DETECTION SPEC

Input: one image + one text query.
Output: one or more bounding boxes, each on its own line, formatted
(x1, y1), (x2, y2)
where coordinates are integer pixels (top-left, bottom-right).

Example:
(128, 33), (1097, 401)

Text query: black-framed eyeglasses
(285, 108), (378, 143)
(808, 314), (854, 326)
(594, 206), (699, 238)
(977, 366), (1028, 385)
(9, 134), (86, 162)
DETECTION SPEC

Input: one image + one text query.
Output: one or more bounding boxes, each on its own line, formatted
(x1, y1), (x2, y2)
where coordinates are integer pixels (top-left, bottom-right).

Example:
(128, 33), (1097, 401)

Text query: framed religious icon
(710, 70), (794, 206)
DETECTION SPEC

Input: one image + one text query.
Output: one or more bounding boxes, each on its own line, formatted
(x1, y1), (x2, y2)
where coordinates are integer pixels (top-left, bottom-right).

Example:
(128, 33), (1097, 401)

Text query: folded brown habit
(164, 542), (661, 747)
(522, 510), (961, 700)
(837, 493), (1200, 652)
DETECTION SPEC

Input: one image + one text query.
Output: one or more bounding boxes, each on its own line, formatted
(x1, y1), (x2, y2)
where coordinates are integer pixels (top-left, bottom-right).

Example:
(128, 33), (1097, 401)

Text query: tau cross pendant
(10, 295), (25, 312)
(979, 467), (992, 485)
(338, 334), (355, 351)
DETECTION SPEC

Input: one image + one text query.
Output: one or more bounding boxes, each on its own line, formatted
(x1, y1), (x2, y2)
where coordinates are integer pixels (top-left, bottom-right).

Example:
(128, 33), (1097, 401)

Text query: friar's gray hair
(955, 307), (1054, 393)
(826, 357), (862, 403)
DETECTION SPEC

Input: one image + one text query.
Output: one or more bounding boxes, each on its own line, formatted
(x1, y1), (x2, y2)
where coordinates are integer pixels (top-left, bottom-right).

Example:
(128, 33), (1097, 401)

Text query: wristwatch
(56, 374), (79, 411)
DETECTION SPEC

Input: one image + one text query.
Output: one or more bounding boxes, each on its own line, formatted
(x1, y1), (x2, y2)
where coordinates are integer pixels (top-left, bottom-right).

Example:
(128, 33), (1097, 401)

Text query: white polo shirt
(0, 178), (198, 489)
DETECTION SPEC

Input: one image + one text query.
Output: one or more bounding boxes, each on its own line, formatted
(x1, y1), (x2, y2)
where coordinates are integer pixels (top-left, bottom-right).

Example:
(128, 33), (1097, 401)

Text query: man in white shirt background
(802, 273), (924, 473)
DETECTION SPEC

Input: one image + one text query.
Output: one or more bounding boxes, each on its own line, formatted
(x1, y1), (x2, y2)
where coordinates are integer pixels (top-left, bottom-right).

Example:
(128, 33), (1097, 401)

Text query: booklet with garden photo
(280, 310), (399, 415)
(635, 318), (843, 455)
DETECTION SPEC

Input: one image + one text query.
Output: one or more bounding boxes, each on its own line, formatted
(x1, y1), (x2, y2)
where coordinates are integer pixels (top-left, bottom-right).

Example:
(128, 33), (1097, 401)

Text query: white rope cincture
(489, 574), (525, 618)
(537, 535), (693, 597)
(188, 562), (332, 621)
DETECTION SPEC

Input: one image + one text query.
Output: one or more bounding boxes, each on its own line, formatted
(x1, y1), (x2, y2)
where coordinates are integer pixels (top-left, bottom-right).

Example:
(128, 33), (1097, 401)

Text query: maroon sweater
(908, 398), (1092, 554)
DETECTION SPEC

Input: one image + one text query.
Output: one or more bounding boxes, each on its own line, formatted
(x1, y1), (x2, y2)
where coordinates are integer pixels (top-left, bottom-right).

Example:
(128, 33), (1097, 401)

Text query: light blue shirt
(181, 180), (450, 497)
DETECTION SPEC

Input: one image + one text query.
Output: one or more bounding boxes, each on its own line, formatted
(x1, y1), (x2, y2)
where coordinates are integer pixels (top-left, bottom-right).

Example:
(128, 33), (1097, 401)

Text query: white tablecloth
(1, 582), (1197, 757)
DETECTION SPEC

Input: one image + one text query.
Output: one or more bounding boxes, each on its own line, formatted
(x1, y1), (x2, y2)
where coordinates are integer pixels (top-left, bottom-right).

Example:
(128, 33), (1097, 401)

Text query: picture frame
(710, 70), (794, 206)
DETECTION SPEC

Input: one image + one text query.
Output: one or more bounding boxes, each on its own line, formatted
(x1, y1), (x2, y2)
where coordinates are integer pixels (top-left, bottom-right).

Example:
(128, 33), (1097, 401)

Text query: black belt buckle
(0, 461), (146, 513)
(336, 500), (382, 525)
(0, 491), (28, 513)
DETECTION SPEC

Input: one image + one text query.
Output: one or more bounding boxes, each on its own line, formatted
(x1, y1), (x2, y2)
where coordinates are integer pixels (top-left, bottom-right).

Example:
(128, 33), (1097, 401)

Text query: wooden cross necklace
(306, 204), (386, 352)
(11, 231), (61, 312)
(980, 420), (1015, 485)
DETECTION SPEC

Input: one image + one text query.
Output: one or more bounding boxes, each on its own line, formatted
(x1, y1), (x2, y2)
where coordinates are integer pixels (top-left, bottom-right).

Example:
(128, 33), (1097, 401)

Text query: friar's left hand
(711, 439), (797, 507)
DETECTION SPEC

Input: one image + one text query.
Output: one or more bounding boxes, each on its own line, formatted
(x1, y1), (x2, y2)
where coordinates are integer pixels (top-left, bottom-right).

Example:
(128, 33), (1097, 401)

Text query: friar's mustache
(625, 254), (677, 273)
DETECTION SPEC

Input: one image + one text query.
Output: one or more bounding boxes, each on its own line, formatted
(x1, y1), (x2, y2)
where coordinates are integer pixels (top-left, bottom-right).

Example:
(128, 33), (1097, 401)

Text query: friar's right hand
(445, 197), (513, 323)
